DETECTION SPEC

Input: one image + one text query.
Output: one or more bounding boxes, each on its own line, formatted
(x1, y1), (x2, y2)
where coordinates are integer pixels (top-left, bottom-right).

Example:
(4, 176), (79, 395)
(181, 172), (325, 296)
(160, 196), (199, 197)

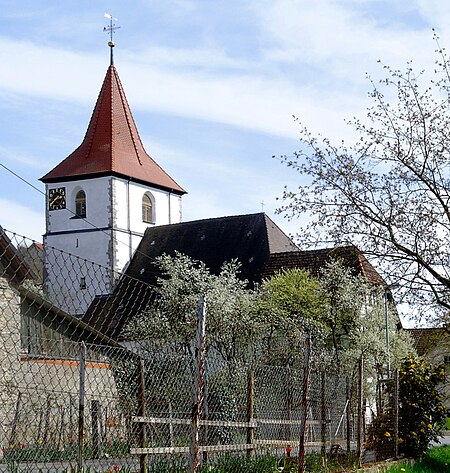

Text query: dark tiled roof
(83, 213), (298, 338)
(41, 66), (185, 195)
(125, 213), (299, 287)
(82, 216), (388, 340)
(262, 246), (385, 284)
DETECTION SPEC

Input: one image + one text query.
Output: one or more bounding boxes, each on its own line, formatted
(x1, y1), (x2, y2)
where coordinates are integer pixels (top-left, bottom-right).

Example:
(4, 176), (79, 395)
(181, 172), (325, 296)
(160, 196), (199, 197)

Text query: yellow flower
(427, 424), (433, 429)
(400, 468), (406, 472)
(384, 431), (391, 437)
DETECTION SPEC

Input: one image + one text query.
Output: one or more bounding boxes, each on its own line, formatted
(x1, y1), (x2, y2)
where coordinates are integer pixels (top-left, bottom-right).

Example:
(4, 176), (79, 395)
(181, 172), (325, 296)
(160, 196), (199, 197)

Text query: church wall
(111, 178), (182, 273)
(111, 177), (182, 231)
(47, 178), (111, 233)
(44, 231), (113, 316)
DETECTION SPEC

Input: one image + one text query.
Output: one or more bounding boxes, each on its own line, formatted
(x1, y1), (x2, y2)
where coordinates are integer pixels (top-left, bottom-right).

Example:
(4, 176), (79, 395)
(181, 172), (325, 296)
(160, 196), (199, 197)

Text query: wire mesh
(0, 227), (410, 471)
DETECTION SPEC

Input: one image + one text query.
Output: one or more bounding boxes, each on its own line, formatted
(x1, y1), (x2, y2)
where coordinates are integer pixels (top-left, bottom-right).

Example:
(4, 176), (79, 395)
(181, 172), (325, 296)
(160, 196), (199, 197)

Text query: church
(37, 44), (385, 335)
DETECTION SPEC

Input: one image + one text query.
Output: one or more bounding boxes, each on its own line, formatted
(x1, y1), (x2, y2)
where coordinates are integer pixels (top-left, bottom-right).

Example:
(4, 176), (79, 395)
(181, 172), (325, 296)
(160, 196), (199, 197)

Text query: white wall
(44, 176), (183, 316)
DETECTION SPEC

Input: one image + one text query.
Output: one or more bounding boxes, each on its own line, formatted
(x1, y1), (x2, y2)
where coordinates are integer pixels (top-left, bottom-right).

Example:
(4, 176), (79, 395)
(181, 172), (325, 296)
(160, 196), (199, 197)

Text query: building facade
(40, 64), (186, 316)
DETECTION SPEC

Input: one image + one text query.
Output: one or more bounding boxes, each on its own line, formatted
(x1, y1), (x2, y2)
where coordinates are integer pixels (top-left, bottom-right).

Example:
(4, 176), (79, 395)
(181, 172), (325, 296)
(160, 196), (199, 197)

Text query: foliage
(258, 262), (414, 377)
(381, 445), (450, 472)
(328, 270), (413, 378)
(257, 268), (327, 365)
(277, 37), (450, 321)
(141, 452), (356, 472)
(366, 355), (449, 458)
(124, 252), (259, 362)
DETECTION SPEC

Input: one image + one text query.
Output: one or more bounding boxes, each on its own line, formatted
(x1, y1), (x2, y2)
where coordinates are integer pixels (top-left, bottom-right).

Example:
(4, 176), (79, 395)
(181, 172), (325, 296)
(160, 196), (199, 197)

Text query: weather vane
(104, 13), (120, 65)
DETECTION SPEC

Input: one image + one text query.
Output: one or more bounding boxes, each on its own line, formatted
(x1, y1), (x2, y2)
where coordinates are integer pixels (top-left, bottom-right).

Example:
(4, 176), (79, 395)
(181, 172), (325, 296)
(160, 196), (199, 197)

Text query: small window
(142, 194), (153, 223)
(75, 190), (86, 218)
(80, 277), (87, 290)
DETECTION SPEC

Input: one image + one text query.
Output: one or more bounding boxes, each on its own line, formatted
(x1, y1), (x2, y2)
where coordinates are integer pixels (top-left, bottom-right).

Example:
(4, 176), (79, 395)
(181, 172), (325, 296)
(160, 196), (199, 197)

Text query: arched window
(142, 194), (153, 223)
(75, 190), (86, 218)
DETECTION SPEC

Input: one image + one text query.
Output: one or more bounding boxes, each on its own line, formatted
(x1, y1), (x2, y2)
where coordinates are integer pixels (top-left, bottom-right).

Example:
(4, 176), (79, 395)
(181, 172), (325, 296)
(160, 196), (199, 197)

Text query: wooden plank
(133, 416), (191, 426)
(201, 420), (256, 428)
(132, 416), (256, 428)
(131, 440), (324, 455)
(132, 446), (190, 455)
(132, 416), (317, 427)
(257, 418), (320, 426)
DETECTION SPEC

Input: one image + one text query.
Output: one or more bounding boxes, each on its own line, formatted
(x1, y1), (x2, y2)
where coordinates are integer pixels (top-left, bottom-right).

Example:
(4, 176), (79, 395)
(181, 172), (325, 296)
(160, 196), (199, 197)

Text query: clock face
(48, 187), (66, 211)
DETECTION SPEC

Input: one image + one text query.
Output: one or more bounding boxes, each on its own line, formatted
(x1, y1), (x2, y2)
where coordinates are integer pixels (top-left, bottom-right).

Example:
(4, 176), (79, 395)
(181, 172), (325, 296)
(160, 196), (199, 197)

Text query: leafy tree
(257, 268), (327, 366)
(258, 262), (414, 377)
(123, 252), (259, 363)
(277, 39), (450, 321)
(366, 354), (449, 458)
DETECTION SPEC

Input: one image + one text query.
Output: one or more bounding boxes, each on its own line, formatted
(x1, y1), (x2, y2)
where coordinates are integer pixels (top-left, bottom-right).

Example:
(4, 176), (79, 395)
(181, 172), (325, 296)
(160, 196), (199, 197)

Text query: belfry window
(75, 190), (86, 218)
(142, 194), (153, 223)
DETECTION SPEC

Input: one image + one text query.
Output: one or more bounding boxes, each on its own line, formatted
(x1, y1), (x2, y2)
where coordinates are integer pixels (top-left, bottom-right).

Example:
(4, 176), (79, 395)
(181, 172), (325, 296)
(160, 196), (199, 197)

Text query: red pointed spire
(41, 66), (185, 194)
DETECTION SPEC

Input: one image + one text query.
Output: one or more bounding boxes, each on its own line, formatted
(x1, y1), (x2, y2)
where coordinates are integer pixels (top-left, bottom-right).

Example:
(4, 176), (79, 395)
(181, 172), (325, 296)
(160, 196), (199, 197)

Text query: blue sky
(0, 0), (449, 242)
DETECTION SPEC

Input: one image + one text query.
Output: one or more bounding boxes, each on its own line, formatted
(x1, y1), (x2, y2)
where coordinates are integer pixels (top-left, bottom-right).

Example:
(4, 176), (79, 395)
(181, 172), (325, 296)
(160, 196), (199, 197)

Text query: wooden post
(43, 397), (51, 444)
(357, 356), (364, 467)
(298, 332), (311, 473)
(138, 358), (148, 473)
(78, 342), (86, 471)
(91, 400), (100, 459)
(9, 392), (22, 447)
(394, 368), (399, 460)
(346, 376), (351, 452)
(321, 372), (327, 461)
(287, 365), (293, 443)
(246, 367), (255, 459)
(202, 359), (209, 464)
(189, 296), (207, 473)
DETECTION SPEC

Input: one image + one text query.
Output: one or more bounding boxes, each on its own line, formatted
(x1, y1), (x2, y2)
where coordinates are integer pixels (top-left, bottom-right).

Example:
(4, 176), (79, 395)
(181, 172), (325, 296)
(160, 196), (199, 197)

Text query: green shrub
(366, 354), (449, 459)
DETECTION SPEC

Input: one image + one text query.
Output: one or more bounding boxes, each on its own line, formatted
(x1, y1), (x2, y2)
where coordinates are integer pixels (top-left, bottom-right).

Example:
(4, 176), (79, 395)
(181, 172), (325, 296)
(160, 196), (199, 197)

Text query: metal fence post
(78, 341), (86, 471)
(357, 356), (364, 467)
(138, 358), (148, 473)
(321, 371), (327, 461)
(346, 376), (351, 452)
(202, 358), (209, 464)
(394, 368), (399, 459)
(189, 296), (207, 473)
(91, 400), (100, 459)
(246, 366), (255, 459)
(298, 332), (311, 473)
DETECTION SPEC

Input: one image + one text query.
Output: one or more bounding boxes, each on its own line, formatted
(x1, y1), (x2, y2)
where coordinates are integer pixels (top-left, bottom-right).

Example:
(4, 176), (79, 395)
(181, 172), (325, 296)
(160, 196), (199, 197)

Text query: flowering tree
(123, 252), (259, 362)
(320, 261), (414, 378)
(278, 39), (450, 322)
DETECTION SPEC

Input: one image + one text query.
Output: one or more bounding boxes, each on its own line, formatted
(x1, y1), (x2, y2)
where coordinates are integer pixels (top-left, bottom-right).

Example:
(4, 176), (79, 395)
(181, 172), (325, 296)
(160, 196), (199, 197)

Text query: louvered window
(75, 190), (86, 218)
(142, 194), (153, 223)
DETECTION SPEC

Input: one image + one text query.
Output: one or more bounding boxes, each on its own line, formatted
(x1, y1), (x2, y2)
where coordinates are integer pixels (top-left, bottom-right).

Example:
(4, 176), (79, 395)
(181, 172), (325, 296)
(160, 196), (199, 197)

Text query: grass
(382, 445), (450, 473)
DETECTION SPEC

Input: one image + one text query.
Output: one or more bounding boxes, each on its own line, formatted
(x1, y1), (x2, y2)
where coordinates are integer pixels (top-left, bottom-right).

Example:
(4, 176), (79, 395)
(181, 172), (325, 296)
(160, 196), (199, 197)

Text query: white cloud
(0, 199), (44, 242)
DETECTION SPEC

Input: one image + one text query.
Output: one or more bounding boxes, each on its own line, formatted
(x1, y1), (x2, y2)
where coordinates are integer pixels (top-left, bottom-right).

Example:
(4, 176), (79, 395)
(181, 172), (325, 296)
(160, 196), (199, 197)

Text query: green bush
(366, 354), (449, 458)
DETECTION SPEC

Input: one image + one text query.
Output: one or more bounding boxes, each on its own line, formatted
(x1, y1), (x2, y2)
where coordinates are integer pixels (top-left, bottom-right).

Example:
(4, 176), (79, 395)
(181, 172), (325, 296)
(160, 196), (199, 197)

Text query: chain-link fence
(0, 227), (422, 472)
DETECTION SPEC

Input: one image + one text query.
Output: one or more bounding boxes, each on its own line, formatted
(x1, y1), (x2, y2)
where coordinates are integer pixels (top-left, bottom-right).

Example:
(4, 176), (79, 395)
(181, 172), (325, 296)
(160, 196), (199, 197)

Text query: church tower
(40, 54), (186, 316)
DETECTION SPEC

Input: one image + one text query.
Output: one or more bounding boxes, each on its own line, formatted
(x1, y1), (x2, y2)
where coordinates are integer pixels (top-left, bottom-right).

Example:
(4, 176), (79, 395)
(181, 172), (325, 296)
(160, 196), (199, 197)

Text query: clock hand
(50, 195), (62, 206)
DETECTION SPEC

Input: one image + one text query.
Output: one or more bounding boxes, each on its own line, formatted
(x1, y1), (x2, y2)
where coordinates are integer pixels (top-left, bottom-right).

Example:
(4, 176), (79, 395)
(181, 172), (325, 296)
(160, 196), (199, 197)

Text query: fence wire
(0, 228), (412, 472)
